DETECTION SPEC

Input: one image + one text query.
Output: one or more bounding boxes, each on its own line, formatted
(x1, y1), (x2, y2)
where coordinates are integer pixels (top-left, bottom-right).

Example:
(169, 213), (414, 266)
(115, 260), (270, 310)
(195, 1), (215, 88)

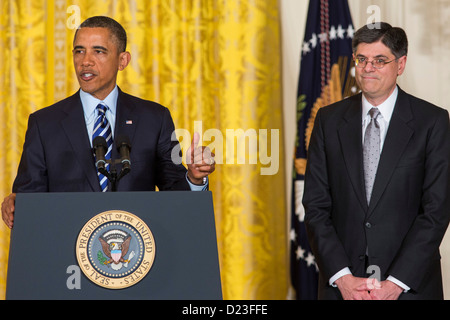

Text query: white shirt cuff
(329, 267), (352, 287)
(387, 276), (410, 292)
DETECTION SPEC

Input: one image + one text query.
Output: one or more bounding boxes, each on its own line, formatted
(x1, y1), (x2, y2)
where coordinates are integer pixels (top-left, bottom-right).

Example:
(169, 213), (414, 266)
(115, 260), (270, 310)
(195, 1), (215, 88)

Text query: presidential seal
(76, 210), (155, 289)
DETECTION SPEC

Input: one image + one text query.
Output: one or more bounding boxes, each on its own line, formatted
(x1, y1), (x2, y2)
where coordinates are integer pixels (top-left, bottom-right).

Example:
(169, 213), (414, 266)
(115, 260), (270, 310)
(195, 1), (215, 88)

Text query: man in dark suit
(2, 16), (215, 228)
(303, 22), (450, 300)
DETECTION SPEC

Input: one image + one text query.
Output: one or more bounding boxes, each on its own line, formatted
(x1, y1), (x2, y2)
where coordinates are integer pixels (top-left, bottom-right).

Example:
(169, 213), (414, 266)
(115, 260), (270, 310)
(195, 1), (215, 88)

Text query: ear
(118, 51), (131, 71)
(397, 55), (407, 76)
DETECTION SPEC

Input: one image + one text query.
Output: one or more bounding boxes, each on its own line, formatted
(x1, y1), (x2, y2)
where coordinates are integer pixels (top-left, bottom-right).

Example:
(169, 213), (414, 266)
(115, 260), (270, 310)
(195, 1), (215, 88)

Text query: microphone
(93, 136), (108, 171)
(116, 135), (131, 174)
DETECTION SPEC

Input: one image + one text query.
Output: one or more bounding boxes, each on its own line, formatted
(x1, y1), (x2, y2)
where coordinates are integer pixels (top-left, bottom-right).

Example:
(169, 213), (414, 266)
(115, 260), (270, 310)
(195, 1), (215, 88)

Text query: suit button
(365, 222), (372, 228)
(359, 255), (365, 261)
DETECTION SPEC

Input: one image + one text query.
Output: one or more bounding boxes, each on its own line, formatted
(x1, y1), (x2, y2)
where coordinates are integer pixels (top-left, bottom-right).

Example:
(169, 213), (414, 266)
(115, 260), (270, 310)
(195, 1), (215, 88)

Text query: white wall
(281, 0), (450, 299)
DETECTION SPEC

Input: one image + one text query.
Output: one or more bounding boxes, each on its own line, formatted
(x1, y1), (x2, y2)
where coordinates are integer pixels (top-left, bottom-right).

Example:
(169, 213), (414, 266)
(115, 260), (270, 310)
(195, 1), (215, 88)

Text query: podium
(6, 191), (222, 300)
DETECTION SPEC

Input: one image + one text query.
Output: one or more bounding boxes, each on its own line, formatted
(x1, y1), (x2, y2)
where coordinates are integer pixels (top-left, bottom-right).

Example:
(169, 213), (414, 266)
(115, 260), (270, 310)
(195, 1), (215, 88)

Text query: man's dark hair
(352, 22), (408, 58)
(74, 16), (127, 53)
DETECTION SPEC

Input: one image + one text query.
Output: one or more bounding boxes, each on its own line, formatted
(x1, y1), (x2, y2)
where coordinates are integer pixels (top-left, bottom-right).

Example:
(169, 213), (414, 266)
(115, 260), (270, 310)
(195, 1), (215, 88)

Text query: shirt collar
(80, 85), (118, 120)
(362, 85), (398, 123)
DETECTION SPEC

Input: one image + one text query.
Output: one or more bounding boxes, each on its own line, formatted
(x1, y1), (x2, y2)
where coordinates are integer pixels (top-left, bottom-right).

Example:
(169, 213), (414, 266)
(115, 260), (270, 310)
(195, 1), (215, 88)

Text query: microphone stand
(94, 135), (131, 192)
(98, 158), (130, 192)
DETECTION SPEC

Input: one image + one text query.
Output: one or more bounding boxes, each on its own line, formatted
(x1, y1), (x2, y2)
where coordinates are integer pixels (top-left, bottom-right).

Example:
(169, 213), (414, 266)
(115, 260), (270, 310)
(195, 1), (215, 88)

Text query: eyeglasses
(354, 57), (397, 69)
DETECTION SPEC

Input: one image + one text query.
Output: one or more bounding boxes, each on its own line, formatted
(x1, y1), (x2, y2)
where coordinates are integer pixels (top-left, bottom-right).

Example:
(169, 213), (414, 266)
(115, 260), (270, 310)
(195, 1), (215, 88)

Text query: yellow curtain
(0, 0), (287, 300)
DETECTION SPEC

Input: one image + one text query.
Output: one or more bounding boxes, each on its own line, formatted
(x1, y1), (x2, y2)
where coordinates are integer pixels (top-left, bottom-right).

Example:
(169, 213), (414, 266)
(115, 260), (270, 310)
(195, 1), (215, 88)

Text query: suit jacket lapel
(113, 88), (138, 161)
(338, 94), (368, 211)
(61, 91), (101, 192)
(112, 88), (139, 191)
(367, 88), (414, 216)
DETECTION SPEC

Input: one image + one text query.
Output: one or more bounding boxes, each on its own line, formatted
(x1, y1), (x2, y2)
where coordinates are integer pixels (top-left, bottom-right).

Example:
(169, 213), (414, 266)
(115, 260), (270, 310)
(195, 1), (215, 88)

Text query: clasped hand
(335, 274), (403, 300)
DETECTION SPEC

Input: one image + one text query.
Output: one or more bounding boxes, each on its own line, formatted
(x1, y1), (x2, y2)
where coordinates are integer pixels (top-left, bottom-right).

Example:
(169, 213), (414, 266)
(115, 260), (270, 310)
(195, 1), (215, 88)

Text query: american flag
(290, 0), (357, 300)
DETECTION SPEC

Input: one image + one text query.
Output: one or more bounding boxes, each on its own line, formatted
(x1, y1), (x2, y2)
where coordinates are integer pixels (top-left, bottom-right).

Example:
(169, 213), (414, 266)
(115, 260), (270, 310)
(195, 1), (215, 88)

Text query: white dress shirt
(80, 86), (118, 147)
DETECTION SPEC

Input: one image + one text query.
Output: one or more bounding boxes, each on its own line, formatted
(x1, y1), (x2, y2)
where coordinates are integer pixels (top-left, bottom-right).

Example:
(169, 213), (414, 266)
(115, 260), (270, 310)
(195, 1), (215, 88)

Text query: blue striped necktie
(93, 103), (113, 192)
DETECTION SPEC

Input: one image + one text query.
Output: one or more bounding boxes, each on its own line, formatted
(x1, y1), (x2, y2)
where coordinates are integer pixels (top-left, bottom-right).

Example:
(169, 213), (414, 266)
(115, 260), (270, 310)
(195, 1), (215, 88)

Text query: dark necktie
(363, 108), (381, 204)
(92, 104), (113, 192)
